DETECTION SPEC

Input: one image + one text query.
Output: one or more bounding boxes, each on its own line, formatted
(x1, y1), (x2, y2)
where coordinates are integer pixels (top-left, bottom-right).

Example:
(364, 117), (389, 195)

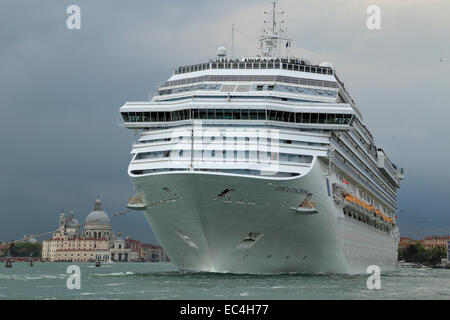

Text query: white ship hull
(131, 159), (398, 274)
(120, 2), (404, 275)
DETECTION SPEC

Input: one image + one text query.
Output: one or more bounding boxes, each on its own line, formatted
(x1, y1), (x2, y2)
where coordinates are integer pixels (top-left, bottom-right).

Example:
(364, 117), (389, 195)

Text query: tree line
(398, 242), (446, 266)
(2, 243), (42, 257)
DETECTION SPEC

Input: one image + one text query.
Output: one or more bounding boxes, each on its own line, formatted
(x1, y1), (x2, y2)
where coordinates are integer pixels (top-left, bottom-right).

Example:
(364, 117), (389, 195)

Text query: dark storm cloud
(0, 0), (449, 242)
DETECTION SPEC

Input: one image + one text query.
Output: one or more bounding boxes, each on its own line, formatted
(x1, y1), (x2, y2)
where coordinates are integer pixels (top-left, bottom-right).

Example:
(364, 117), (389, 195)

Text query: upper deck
(173, 57), (333, 78)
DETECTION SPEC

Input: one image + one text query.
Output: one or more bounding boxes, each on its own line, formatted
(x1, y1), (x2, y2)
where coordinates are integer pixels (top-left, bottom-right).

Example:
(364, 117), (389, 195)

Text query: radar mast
(258, 1), (292, 57)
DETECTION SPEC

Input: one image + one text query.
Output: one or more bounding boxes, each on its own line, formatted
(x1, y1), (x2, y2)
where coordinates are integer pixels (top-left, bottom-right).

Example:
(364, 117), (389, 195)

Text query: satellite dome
(85, 196), (111, 225)
(319, 61), (334, 69)
(217, 46), (227, 57)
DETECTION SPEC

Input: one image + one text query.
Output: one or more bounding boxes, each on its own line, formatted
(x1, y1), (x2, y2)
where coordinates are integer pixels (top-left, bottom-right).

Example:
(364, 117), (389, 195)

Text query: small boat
(5, 259), (12, 268)
(417, 264), (432, 270)
(95, 261), (101, 267)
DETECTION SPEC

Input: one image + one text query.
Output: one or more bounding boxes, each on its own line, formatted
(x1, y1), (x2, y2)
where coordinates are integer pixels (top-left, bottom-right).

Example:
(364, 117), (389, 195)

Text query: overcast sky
(0, 0), (449, 243)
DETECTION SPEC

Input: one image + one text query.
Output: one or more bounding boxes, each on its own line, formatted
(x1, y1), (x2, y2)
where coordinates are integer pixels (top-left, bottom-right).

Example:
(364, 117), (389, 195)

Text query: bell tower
(59, 210), (66, 233)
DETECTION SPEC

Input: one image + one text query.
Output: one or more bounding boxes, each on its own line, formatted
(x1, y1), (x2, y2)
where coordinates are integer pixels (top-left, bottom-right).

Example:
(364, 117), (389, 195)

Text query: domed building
(42, 196), (113, 262)
(41, 196), (145, 262)
(66, 210), (81, 238)
(83, 196), (112, 240)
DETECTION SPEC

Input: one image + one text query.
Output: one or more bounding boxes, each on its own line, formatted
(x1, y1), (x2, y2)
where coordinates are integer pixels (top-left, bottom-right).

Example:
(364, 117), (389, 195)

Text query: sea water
(0, 262), (449, 300)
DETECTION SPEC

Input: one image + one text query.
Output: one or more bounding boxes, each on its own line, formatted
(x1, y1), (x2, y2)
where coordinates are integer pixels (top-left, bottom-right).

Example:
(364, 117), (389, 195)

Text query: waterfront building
(42, 196), (139, 262)
(125, 237), (141, 261)
(399, 237), (414, 249)
(140, 243), (170, 262)
(447, 240), (450, 262)
(398, 235), (450, 250)
(419, 236), (450, 250)
(0, 243), (10, 256)
(109, 233), (132, 262)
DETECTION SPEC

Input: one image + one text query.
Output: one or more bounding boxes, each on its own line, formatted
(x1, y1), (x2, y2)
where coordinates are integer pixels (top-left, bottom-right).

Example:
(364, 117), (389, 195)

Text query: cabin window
(199, 109), (208, 119)
(319, 113), (326, 124)
(268, 110), (276, 121)
(283, 112), (291, 123)
(257, 110), (266, 120)
(216, 109), (224, 119)
(302, 113), (311, 123)
(343, 114), (352, 124)
(327, 114), (335, 124)
(275, 111), (283, 122)
(224, 109), (232, 119)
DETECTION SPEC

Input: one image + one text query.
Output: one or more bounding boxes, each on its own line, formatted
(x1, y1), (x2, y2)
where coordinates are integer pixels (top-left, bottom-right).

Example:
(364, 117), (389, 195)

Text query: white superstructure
(119, 2), (405, 274)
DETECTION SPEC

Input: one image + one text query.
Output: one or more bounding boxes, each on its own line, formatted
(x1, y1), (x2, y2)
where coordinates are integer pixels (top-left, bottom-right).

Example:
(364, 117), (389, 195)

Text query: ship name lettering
(274, 185), (310, 194)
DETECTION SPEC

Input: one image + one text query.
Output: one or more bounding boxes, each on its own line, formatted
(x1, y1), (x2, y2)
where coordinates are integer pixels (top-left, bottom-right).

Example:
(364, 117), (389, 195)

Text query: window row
(173, 61), (333, 76)
(333, 150), (396, 209)
(158, 83), (221, 96)
(331, 133), (396, 196)
(134, 149), (313, 164)
(255, 84), (336, 97)
(158, 83), (337, 98)
(162, 75), (338, 89)
(131, 168), (298, 178)
(122, 109), (353, 125)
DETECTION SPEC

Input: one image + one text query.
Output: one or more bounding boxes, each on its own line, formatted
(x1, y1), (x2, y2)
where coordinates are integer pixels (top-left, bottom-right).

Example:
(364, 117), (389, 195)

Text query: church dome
(85, 196), (111, 225)
(67, 217), (80, 228)
(66, 210), (80, 228)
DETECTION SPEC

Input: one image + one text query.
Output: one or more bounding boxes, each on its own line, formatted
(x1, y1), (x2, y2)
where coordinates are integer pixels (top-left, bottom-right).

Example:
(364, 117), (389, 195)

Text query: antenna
(231, 24), (234, 59)
(259, 0), (292, 58)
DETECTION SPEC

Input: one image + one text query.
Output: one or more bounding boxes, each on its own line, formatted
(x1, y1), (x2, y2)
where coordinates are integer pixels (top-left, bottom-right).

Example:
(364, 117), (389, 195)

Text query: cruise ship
(119, 2), (405, 274)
